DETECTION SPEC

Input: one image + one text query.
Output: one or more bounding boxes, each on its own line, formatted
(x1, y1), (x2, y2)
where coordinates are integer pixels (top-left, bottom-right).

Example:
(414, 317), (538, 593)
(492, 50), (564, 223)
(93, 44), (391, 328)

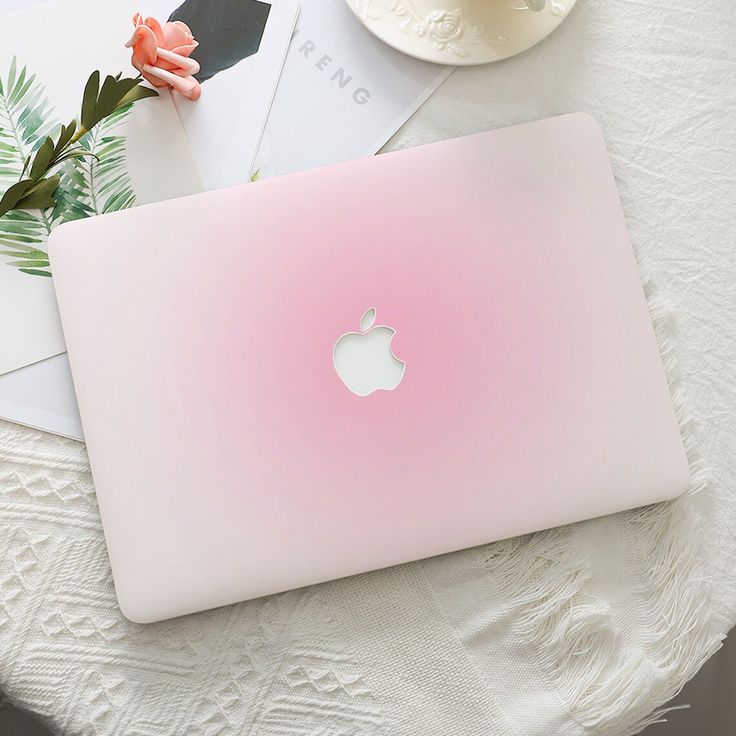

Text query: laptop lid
(49, 113), (689, 623)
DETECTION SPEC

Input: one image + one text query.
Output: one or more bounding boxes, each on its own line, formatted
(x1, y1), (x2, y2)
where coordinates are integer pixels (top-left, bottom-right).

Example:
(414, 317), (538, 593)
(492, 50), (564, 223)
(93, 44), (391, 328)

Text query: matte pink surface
(49, 113), (689, 623)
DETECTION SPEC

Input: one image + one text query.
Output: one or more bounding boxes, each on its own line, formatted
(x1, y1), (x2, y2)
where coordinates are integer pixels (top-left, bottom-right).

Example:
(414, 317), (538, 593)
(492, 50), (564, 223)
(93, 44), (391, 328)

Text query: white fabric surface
(391, 0), (736, 623)
(1, 1), (735, 735)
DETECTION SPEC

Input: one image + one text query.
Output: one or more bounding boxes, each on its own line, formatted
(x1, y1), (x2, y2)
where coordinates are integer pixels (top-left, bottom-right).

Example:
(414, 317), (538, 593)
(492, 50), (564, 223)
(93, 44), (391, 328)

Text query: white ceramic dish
(345, 0), (577, 66)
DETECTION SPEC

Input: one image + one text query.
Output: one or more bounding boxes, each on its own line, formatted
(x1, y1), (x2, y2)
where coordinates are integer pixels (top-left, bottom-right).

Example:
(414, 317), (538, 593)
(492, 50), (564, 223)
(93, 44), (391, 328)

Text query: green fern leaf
(0, 57), (58, 179)
(0, 58), (59, 278)
(0, 60), (140, 279)
(52, 162), (94, 222)
(19, 268), (51, 277)
(63, 102), (137, 218)
(0, 208), (53, 274)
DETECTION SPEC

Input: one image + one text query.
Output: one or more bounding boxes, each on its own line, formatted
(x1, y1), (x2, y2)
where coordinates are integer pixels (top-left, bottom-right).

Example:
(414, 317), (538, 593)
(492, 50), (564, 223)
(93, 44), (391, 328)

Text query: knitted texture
(0, 286), (725, 735)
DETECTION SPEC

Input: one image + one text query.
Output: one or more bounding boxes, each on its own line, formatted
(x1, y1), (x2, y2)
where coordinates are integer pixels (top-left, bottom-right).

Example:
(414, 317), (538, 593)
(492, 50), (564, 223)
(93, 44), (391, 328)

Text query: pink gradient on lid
(48, 114), (689, 622)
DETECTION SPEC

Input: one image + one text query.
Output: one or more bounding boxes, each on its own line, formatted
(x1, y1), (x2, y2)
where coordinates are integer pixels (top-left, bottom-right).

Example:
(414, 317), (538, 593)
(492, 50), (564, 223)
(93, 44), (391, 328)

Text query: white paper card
(142, 0), (300, 189)
(0, 0), (299, 439)
(0, 354), (82, 439)
(0, 0), (201, 377)
(255, 0), (451, 178)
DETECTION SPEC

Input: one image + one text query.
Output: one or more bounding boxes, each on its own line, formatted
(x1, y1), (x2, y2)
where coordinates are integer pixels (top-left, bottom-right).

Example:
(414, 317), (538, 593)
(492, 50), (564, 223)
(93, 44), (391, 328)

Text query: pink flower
(126, 13), (201, 101)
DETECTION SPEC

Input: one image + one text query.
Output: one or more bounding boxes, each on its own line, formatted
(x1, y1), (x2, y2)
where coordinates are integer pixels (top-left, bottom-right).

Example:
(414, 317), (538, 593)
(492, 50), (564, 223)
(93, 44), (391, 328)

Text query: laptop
(49, 113), (689, 623)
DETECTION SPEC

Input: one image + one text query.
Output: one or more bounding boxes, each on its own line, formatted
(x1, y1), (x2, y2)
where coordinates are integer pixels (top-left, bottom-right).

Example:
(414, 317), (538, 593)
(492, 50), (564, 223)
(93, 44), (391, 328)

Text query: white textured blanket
(0, 290), (724, 736)
(1, 0), (735, 734)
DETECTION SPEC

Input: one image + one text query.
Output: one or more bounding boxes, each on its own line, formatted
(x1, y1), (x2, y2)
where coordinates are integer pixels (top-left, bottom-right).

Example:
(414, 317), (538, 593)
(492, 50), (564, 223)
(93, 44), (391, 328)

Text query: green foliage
(0, 59), (152, 277)
(0, 58), (61, 276)
(0, 209), (53, 276)
(0, 56), (58, 169)
(0, 66), (157, 219)
(81, 70), (157, 132)
(63, 104), (137, 218)
(0, 57), (62, 216)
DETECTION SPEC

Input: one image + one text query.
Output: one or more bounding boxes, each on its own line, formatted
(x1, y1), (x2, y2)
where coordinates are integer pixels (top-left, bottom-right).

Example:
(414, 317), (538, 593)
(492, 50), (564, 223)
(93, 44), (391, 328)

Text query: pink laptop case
(49, 113), (689, 622)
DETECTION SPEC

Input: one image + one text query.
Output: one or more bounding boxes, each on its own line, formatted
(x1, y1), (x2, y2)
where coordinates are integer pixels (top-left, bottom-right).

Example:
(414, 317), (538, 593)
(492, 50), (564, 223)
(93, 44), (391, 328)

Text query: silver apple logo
(333, 308), (406, 396)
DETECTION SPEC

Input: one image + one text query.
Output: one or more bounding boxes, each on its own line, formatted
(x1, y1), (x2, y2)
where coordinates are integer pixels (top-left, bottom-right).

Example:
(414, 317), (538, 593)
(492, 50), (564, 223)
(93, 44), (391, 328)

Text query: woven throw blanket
(0, 287), (725, 735)
(2, 0), (735, 733)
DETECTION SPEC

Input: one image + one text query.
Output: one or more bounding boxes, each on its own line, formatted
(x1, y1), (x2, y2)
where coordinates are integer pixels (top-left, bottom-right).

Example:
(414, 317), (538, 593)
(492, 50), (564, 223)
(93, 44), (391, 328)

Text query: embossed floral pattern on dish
(355, 1), (534, 58)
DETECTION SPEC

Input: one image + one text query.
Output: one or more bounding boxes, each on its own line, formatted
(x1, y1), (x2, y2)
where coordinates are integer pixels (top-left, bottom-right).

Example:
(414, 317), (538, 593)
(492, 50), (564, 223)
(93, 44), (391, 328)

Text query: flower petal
(170, 42), (199, 59)
(144, 16), (165, 46)
(156, 47), (200, 75)
(127, 25), (158, 66)
(183, 80), (201, 101)
(163, 20), (193, 50)
(141, 70), (169, 88)
(142, 64), (201, 100)
(173, 21), (195, 42)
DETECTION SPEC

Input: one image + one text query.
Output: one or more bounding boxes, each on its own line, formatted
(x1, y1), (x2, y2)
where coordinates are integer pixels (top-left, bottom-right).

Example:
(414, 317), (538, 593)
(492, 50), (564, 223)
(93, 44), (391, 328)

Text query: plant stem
(0, 87), (29, 184)
(39, 208), (53, 236)
(69, 126), (89, 145)
(0, 89), (53, 234)
(85, 127), (100, 216)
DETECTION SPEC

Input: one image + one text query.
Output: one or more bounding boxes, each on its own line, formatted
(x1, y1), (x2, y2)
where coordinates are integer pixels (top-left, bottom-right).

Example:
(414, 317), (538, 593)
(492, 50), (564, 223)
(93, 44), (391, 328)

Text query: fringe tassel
(476, 274), (723, 735)
(599, 278), (724, 735)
